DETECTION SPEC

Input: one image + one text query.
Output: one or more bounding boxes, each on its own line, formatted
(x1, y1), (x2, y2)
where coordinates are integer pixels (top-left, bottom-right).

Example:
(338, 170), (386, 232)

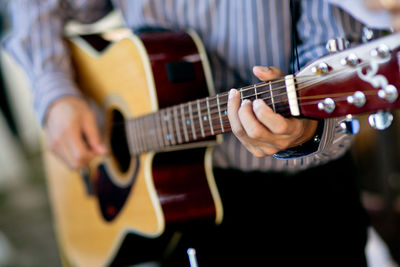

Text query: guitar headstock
(296, 32), (400, 122)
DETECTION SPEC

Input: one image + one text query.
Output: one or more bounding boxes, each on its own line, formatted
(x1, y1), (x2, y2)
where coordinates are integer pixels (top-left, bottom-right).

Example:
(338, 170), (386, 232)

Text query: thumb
(252, 66), (285, 81)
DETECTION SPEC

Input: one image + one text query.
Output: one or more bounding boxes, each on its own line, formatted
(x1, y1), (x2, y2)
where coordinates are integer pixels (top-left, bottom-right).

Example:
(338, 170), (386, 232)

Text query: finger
(228, 89), (247, 138)
(253, 145), (280, 157)
(253, 66), (284, 82)
(81, 112), (107, 155)
(365, 0), (383, 9)
(252, 99), (299, 136)
(66, 128), (96, 169)
(238, 98), (273, 140)
(54, 142), (77, 170)
(237, 100), (288, 154)
(379, 0), (400, 9)
(392, 10), (400, 31)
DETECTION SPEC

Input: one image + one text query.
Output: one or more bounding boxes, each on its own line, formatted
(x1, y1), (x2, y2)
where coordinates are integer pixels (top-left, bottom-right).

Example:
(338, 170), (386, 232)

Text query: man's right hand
(45, 97), (107, 170)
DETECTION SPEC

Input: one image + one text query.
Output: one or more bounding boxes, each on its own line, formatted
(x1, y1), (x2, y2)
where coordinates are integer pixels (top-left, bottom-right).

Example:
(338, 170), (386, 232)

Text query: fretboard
(125, 79), (290, 155)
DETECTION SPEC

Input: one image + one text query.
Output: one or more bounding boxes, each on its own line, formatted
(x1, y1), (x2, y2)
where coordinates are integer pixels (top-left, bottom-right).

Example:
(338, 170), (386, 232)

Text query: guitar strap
(290, 0), (301, 73)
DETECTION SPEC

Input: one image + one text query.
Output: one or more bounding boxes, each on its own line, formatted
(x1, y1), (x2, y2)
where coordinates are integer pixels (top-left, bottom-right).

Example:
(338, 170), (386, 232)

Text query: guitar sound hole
(110, 109), (131, 173)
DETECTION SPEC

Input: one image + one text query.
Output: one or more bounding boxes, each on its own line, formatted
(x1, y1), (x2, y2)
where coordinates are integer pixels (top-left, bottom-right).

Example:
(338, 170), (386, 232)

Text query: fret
(153, 112), (161, 148)
(197, 99), (205, 138)
(206, 97), (214, 135)
(137, 116), (146, 153)
(166, 108), (176, 145)
(243, 84), (259, 102)
(125, 121), (135, 155)
(149, 113), (162, 150)
(180, 104), (189, 142)
(144, 115), (155, 150)
(133, 119), (141, 154)
(269, 81), (276, 112)
(144, 116), (150, 150)
(216, 94), (224, 133)
(148, 115), (157, 150)
(132, 119), (140, 154)
(133, 120), (142, 155)
(142, 115), (151, 151)
(151, 115), (158, 150)
(269, 79), (291, 116)
(188, 102), (197, 140)
(153, 113), (164, 149)
(159, 110), (170, 146)
(173, 106), (183, 144)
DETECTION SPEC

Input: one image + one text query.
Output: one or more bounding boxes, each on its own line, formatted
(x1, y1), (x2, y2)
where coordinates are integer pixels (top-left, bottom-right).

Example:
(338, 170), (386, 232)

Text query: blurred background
(0, 2), (400, 267)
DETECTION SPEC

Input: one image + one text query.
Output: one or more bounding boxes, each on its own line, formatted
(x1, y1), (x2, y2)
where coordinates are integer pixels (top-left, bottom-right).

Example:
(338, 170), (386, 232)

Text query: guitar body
(44, 29), (223, 267)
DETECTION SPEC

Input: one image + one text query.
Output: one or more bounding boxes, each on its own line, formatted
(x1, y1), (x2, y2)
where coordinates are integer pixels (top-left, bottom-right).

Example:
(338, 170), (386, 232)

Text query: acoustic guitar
(43, 29), (400, 267)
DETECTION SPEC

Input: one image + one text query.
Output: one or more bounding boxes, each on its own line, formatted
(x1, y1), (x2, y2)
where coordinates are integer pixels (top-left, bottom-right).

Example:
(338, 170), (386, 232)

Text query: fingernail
(253, 99), (263, 110)
(254, 66), (270, 73)
(241, 99), (251, 106)
(261, 66), (271, 72)
(229, 89), (237, 99)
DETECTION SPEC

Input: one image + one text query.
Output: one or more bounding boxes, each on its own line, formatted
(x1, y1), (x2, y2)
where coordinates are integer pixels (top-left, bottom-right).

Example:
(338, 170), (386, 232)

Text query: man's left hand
(227, 66), (318, 157)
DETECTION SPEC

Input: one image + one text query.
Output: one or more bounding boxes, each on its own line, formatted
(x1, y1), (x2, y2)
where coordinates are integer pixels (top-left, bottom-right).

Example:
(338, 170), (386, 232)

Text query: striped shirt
(4, 0), (365, 172)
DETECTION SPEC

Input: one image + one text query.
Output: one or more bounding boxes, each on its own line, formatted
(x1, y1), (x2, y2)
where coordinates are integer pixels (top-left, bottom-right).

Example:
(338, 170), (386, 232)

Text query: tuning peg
(311, 62), (331, 75)
(317, 98), (335, 113)
(326, 37), (350, 53)
(340, 115), (360, 135)
(347, 91), (366, 107)
(378, 84), (398, 103)
(368, 111), (394, 130)
(371, 44), (391, 59)
(362, 27), (375, 43)
(340, 53), (361, 67)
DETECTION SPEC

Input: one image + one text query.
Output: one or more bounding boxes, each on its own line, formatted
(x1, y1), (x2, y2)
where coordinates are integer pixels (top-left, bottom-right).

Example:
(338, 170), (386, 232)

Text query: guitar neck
(125, 79), (290, 155)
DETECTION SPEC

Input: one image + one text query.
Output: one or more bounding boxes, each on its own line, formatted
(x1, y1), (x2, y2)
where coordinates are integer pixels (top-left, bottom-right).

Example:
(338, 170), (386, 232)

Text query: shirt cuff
(273, 120), (324, 159)
(32, 72), (83, 126)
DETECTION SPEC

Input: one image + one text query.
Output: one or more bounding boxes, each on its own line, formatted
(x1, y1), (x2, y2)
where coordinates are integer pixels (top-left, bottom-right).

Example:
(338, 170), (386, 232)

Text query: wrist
(273, 120), (324, 159)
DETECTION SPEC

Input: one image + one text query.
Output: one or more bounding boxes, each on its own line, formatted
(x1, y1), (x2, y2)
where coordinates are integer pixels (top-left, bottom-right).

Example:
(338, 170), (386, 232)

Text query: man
(4, 1), (369, 266)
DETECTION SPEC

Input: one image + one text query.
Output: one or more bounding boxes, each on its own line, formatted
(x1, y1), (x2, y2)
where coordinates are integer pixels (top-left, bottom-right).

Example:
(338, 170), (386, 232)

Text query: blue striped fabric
(4, 0), (365, 171)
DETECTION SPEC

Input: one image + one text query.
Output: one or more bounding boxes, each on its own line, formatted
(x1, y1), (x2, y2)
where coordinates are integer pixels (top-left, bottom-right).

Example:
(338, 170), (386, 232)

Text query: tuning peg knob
(368, 111), (393, 130)
(347, 91), (366, 107)
(311, 62), (331, 75)
(362, 27), (375, 43)
(340, 115), (360, 135)
(378, 85), (398, 103)
(340, 53), (361, 67)
(317, 98), (335, 113)
(371, 44), (391, 59)
(326, 37), (350, 53)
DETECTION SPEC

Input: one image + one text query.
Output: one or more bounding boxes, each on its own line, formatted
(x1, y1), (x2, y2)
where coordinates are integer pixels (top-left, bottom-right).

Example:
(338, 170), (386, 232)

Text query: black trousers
(113, 152), (368, 267)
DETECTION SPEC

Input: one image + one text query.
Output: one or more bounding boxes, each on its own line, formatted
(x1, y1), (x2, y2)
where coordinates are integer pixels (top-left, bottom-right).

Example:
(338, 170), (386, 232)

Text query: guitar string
(158, 60), (370, 123)
(129, 87), (380, 153)
(130, 87), (382, 154)
(134, 82), (382, 149)
(117, 60), (370, 133)
(121, 61), (378, 150)
(119, 61), (367, 130)
(203, 60), (370, 101)
(127, 87), (378, 151)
